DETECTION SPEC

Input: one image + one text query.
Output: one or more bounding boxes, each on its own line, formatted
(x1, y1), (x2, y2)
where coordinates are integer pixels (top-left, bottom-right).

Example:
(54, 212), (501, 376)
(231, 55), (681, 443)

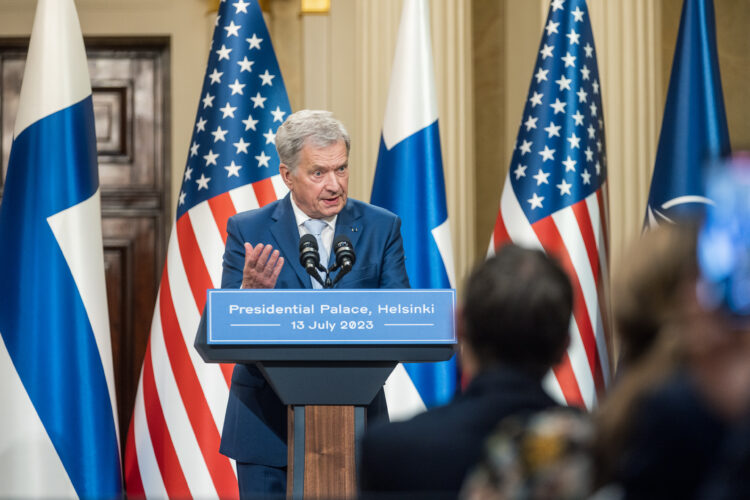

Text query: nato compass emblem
(645, 195), (715, 229)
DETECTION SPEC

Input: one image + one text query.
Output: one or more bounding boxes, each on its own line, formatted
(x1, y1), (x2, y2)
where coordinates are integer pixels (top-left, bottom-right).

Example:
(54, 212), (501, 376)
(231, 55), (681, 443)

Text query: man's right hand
(241, 243), (284, 289)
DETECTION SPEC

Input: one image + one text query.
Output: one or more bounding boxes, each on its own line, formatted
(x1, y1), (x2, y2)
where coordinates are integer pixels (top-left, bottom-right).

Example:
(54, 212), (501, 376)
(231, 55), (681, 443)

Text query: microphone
(299, 234), (324, 286)
(331, 235), (356, 286)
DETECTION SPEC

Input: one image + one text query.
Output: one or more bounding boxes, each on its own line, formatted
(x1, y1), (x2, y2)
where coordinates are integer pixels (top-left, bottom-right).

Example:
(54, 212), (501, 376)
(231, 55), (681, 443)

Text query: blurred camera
(697, 153), (750, 317)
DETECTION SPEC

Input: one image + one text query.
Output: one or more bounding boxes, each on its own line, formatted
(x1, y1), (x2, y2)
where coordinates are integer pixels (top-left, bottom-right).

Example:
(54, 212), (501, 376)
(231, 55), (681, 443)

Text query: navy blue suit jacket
(360, 366), (559, 495)
(218, 193), (410, 466)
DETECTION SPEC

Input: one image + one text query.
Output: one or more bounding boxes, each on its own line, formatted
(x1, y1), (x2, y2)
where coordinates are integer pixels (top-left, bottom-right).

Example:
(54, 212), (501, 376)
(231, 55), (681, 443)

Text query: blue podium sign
(206, 289), (455, 345)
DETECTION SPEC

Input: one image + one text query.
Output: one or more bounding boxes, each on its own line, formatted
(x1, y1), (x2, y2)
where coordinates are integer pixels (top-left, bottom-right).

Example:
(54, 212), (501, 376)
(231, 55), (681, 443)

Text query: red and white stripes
(125, 176), (288, 498)
(488, 172), (611, 410)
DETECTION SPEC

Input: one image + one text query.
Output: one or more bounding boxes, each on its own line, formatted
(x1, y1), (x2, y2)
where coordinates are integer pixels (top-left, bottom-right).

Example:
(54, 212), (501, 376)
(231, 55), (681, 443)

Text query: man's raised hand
(241, 243), (284, 289)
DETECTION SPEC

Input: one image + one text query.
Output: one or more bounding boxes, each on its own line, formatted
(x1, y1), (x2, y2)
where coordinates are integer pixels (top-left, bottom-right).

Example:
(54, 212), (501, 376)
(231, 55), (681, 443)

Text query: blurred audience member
(594, 157), (750, 499)
(359, 244), (573, 497)
(593, 222), (698, 489)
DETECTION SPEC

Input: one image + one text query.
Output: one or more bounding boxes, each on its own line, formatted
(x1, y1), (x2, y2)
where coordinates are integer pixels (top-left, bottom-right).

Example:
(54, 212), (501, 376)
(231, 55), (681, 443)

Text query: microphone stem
(305, 266), (325, 287)
(331, 265), (352, 287)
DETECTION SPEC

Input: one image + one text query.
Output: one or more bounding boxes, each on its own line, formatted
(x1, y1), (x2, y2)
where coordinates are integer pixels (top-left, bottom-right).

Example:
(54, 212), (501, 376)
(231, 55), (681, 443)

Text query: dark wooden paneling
(93, 86), (129, 156)
(103, 216), (160, 447)
(0, 38), (170, 458)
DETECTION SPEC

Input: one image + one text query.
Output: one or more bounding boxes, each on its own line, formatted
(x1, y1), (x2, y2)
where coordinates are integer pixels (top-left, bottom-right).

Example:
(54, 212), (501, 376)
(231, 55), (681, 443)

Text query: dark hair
(462, 244), (573, 378)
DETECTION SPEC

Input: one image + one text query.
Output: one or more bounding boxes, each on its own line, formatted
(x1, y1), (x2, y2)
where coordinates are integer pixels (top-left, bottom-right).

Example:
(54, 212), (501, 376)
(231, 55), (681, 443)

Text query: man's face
(280, 139), (349, 219)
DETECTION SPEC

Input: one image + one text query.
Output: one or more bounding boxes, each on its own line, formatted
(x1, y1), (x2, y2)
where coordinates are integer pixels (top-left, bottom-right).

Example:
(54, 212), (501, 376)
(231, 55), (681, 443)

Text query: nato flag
(645, 0), (730, 228)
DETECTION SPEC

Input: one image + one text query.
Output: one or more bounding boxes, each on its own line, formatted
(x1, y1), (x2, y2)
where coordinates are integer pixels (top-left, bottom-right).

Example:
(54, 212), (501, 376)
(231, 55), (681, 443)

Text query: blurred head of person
(460, 244), (573, 381)
(613, 221), (699, 371)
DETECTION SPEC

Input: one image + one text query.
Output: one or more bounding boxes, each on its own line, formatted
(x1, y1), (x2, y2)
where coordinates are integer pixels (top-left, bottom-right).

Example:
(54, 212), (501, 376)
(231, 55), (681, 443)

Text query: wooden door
(0, 38), (170, 457)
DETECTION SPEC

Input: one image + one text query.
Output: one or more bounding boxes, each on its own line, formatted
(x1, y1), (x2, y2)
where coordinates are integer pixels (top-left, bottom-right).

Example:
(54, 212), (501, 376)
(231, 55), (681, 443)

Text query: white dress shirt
(290, 193), (337, 263)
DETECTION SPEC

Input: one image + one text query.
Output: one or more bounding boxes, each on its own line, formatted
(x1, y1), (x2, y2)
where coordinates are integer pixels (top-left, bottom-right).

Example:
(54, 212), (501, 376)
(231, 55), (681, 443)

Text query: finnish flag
(371, 0), (457, 421)
(0, 0), (121, 497)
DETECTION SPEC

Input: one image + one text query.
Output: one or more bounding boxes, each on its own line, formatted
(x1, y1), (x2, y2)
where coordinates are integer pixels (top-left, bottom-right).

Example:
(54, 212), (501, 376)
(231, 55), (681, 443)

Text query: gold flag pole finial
(301, 0), (330, 14)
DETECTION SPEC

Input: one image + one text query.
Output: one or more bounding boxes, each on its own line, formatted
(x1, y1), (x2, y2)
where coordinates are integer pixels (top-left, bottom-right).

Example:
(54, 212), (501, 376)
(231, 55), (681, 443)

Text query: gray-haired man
(217, 110), (410, 497)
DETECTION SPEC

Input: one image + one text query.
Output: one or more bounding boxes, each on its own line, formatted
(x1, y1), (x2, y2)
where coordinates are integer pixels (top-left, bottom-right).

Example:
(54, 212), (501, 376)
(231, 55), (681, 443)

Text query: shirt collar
(290, 193), (337, 230)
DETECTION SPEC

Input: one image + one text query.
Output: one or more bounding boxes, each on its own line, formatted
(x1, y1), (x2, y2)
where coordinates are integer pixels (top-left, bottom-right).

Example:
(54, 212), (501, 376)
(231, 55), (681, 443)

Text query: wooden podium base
(287, 405), (365, 499)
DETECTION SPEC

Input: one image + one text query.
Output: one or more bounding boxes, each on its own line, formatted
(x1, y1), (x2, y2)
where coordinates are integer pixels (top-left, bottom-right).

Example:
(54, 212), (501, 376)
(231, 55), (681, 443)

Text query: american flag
(487, 0), (611, 410)
(124, 0), (291, 497)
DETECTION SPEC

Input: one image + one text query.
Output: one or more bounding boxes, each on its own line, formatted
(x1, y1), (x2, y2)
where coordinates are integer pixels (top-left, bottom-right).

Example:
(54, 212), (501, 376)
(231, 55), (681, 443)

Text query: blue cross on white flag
(371, 0), (457, 420)
(0, 0), (122, 497)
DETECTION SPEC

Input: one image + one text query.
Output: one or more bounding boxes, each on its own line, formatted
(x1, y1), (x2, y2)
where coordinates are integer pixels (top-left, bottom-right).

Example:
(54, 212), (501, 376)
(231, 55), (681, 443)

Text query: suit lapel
(269, 194), (310, 288)
(333, 199), (363, 261)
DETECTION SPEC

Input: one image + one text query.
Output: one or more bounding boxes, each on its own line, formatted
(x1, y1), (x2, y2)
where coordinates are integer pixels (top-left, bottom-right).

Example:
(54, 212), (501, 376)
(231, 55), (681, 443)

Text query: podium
(195, 288), (456, 499)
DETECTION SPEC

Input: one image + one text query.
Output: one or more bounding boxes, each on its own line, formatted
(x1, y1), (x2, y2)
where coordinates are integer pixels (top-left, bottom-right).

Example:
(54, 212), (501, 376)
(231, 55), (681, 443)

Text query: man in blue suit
(218, 110), (410, 497)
